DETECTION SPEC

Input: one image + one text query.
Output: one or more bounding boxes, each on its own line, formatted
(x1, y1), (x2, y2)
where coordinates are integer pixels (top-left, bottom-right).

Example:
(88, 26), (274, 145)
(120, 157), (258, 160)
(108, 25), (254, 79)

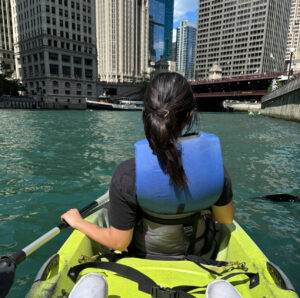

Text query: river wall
(0, 96), (86, 109)
(0, 82), (142, 110)
(261, 77), (300, 122)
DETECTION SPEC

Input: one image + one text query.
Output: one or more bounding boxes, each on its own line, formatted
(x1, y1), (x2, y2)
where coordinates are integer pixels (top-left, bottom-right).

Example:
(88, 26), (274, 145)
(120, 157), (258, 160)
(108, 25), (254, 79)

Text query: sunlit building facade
(96, 0), (149, 83)
(10, 0), (98, 103)
(149, 0), (174, 64)
(0, 0), (15, 75)
(285, 0), (300, 72)
(195, 0), (291, 79)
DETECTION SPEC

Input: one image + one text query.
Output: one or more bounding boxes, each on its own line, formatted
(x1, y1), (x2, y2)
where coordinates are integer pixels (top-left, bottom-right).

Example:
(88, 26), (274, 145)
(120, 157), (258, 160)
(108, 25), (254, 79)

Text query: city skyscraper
(96, 0), (149, 83)
(0, 0), (15, 75)
(148, 0), (174, 64)
(285, 0), (300, 71)
(10, 0), (98, 104)
(176, 20), (197, 80)
(195, 0), (291, 79)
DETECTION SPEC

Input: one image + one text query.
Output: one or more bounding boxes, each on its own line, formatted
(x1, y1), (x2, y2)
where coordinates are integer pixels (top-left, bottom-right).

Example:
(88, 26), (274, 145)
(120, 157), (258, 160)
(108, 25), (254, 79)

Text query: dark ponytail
(143, 72), (196, 189)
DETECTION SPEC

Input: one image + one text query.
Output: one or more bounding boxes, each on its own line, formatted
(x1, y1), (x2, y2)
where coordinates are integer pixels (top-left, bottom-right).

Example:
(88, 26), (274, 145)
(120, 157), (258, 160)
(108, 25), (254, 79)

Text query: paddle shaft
(11, 191), (109, 265)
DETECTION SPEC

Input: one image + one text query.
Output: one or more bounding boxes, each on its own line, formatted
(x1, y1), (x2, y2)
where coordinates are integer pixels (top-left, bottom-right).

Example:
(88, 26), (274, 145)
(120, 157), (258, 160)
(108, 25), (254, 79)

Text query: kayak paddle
(0, 191), (109, 298)
(251, 193), (300, 202)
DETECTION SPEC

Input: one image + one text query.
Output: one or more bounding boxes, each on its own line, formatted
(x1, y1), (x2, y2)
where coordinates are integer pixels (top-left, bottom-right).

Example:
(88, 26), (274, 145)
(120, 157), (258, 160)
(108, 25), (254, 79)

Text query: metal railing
(261, 76), (300, 103)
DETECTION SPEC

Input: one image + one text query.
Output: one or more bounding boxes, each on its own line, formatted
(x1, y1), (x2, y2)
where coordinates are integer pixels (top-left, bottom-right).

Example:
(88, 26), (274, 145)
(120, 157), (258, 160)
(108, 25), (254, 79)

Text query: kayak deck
(27, 206), (298, 298)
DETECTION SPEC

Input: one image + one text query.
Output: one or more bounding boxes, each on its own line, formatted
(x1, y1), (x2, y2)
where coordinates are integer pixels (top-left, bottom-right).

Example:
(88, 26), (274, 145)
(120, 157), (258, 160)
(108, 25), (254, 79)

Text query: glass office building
(176, 21), (197, 80)
(149, 0), (174, 63)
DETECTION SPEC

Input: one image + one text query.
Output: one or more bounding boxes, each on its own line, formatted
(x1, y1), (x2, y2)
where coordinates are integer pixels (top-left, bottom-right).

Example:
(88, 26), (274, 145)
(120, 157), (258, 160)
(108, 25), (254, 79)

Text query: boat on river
(26, 192), (297, 298)
(86, 95), (143, 111)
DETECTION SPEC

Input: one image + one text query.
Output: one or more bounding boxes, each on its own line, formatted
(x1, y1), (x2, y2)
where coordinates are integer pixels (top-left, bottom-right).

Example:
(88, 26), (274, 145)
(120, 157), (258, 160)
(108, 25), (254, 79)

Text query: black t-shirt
(109, 158), (233, 230)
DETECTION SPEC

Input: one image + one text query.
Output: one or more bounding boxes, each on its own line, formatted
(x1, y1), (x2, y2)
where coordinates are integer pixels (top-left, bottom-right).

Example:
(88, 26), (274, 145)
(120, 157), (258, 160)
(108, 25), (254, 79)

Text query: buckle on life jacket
(151, 285), (178, 298)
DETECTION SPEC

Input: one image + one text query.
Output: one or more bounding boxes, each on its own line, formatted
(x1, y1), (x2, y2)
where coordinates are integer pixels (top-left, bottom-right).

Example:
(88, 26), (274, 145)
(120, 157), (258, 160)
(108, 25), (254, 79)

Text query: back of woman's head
(143, 72), (196, 189)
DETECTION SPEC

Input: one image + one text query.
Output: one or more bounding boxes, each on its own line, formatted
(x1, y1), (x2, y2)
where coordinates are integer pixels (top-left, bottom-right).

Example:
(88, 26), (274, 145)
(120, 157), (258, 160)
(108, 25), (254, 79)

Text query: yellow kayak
(26, 194), (298, 298)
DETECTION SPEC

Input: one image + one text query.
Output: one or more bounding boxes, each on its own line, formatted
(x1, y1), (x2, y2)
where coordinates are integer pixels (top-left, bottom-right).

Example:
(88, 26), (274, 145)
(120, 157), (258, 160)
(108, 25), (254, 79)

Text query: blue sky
(173, 0), (198, 41)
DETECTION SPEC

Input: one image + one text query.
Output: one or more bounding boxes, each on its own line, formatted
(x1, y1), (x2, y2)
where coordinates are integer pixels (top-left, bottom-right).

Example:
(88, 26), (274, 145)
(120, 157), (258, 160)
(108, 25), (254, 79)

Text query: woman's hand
(61, 209), (84, 229)
(61, 209), (134, 251)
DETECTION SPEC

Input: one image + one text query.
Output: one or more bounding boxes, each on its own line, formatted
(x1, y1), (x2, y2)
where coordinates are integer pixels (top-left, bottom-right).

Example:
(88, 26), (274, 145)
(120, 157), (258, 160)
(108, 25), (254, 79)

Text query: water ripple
(1, 110), (299, 297)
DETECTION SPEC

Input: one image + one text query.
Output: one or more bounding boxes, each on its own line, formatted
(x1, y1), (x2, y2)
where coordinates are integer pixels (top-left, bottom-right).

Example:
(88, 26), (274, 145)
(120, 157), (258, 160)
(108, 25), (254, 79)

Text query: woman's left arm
(211, 200), (234, 224)
(61, 209), (134, 251)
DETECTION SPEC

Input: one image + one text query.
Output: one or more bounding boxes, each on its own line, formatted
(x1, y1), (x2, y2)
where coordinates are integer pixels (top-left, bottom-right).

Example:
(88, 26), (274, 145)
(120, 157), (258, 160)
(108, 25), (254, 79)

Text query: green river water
(0, 110), (299, 297)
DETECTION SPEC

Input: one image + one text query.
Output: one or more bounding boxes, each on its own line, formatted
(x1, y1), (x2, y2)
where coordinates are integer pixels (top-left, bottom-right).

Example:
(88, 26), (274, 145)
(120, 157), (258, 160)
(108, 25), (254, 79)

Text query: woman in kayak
(61, 73), (234, 257)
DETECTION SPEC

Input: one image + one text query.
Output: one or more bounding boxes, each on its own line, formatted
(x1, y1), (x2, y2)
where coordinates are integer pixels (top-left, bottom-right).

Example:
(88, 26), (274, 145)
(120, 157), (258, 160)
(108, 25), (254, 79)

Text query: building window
(50, 64), (59, 75)
(73, 56), (82, 64)
(74, 68), (82, 77)
(62, 66), (71, 76)
(85, 69), (93, 78)
(85, 58), (92, 66)
(49, 52), (59, 60)
(62, 55), (70, 62)
(65, 82), (70, 88)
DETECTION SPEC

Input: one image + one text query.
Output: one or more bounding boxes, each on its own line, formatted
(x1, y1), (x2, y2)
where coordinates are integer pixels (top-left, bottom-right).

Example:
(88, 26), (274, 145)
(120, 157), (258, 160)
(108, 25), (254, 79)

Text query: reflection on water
(0, 110), (299, 297)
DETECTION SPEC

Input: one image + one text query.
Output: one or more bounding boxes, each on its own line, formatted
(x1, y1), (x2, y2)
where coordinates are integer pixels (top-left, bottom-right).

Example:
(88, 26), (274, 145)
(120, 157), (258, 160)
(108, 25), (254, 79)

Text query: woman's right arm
(211, 200), (234, 224)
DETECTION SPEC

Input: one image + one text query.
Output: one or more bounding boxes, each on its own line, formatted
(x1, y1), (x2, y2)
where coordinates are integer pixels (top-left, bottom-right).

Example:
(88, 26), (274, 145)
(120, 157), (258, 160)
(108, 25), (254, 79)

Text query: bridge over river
(190, 73), (282, 111)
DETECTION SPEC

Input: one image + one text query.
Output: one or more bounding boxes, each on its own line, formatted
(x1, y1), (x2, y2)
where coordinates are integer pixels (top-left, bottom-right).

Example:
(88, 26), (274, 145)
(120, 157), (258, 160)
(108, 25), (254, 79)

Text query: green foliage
(0, 61), (25, 96)
(140, 70), (156, 94)
(0, 61), (13, 78)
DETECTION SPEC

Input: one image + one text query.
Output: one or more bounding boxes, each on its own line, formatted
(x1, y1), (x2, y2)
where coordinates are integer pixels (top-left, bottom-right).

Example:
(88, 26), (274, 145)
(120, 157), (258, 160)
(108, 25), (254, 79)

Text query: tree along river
(0, 110), (299, 297)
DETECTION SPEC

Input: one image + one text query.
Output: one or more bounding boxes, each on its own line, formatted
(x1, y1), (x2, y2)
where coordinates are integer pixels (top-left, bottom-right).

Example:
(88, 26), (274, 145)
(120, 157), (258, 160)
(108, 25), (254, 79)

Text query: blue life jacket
(135, 132), (224, 214)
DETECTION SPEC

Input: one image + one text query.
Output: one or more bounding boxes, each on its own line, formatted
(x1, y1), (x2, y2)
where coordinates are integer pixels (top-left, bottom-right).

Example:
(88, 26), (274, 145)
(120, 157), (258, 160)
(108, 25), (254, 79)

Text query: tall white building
(96, 0), (149, 83)
(176, 20), (197, 81)
(10, 0), (98, 104)
(285, 0), (300, 71)
(0, 0), (15, 75)
(195, 0), (291, 79)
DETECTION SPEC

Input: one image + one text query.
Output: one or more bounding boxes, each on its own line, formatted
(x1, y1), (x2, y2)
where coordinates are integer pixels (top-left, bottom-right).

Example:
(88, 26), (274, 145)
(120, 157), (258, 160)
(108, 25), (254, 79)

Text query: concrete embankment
(261, 77), (300, 122)
(0, 96), (86, 109)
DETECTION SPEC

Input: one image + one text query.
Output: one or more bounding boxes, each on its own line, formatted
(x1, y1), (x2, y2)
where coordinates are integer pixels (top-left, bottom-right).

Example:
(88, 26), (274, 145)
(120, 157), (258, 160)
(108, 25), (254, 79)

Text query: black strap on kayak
(185, 255), (228, 276)
(68, 261), (259, 297)
(97, 251), (247, 278)
(172, 271), (260, 293)
(68, 261), (194, 298)
(101, 251), (230, 276)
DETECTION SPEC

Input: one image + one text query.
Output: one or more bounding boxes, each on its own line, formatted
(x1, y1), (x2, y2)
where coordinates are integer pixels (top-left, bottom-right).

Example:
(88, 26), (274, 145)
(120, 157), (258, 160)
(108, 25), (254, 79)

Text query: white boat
(86, 96), (143, 111)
